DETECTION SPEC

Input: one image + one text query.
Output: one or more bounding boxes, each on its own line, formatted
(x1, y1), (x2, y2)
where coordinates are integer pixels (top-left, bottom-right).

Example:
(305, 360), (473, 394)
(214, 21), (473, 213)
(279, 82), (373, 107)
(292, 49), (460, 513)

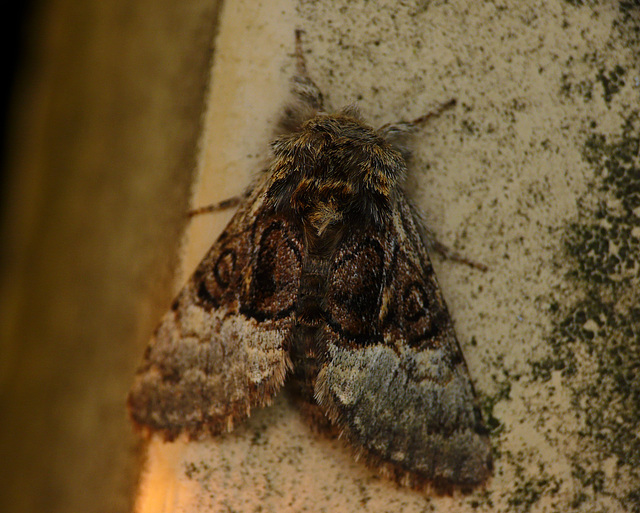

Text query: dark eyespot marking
(242, 220), (302, 321)
(326, 236), (385, 342)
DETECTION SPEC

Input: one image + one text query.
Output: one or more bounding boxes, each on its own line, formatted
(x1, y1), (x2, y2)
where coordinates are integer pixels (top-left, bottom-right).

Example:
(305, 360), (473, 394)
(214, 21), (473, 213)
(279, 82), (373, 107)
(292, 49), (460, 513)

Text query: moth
(128, 31), (492, 491)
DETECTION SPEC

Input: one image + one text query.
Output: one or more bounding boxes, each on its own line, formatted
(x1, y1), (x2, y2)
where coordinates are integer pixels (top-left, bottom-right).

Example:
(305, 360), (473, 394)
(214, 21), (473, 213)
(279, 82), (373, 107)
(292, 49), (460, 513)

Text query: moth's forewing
(128, 181), (303, 440)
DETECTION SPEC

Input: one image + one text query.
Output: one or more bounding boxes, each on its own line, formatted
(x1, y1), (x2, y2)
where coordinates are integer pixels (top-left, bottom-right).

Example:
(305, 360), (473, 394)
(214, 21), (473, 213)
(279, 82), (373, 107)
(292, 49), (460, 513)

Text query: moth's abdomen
(295, 255), (330, 321)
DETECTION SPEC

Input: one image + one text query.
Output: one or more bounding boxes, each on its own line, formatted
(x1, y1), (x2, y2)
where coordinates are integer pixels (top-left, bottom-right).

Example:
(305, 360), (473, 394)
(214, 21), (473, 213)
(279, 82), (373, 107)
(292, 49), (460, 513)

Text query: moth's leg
(187, 194), (246, 218)
(422, 223), (488, 271)
(380, 99), (484, 270)
(291, 29), (324, 111)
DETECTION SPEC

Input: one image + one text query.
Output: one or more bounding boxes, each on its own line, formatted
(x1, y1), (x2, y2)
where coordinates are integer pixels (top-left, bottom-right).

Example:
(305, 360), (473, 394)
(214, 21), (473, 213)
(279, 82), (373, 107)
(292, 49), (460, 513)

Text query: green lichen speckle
(479, 358), (512, 437)
(560, 63), (630, 105)
(532, 112), (640, 511)
(595, 66), (626, 104)
(616, 2), (640, 49)
(507, 474), (562, 513)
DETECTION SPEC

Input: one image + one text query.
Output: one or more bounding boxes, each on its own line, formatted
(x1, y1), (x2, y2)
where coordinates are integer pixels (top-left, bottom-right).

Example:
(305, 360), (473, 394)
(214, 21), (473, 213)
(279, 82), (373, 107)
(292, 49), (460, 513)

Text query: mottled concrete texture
(2, 0), (639, 512)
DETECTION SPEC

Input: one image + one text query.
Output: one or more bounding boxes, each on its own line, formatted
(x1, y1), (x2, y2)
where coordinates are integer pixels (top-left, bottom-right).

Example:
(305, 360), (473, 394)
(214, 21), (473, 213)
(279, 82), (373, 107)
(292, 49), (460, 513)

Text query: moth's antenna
(294, 29), (309, 78)
(410, 98), (457, 126)
(291, 29), (324, 111)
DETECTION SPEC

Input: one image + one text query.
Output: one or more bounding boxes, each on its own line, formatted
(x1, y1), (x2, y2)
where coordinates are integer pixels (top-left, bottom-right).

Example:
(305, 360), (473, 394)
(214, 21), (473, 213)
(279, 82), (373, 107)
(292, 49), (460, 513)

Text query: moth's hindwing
(315, 195), (492, 489)
(128, 183), (303, 440)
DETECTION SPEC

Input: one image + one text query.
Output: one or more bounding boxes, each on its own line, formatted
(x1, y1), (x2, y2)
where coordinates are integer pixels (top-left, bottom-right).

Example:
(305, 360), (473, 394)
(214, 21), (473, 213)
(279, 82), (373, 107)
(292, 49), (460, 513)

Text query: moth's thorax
(267, 113), (407, 237)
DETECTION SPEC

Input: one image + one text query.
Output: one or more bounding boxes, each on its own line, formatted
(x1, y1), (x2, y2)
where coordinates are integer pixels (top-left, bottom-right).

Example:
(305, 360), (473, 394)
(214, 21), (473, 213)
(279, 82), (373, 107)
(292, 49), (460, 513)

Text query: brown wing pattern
(315, 195), (492, 489)
(128, 183), (303, 440)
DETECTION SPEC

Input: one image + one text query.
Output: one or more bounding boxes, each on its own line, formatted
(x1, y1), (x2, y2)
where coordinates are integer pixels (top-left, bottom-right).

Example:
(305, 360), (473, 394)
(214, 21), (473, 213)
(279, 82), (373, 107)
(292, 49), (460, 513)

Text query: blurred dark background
(0, 1), (222, 512)
(1, 0), (36, 211)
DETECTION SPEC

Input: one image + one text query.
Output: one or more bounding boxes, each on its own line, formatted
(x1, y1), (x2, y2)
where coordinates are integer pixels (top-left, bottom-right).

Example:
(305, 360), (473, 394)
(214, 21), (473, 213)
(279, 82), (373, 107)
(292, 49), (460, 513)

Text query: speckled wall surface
(2, 1), (639, 512)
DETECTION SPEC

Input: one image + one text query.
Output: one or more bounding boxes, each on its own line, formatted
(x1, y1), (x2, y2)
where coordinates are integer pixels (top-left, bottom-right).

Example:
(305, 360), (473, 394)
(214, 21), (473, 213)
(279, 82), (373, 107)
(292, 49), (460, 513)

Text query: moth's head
(267, 108), (408, 227)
